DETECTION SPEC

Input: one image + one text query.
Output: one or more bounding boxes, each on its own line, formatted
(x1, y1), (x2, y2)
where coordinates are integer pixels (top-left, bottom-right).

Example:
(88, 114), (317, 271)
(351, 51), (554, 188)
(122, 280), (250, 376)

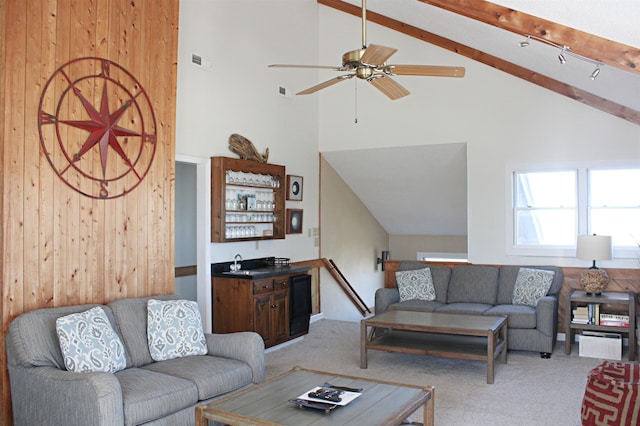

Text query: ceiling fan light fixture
(268, 0), (465, 100)
(590, 66), (601, 80)
(356, 66), (374, 80)
(520, 35), (531, 47)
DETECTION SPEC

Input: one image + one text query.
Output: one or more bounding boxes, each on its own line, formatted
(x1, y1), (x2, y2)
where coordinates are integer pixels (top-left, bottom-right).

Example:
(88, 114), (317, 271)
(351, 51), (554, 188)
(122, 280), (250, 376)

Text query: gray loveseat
(6, 295), (265, 425)
(375, 262), (563, 357)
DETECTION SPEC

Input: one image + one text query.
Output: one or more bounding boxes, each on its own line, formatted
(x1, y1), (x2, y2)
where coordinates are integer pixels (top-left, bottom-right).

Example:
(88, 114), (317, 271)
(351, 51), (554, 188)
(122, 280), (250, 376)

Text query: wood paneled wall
(0, 1), (179, 423)
(384, 261), (640, 334)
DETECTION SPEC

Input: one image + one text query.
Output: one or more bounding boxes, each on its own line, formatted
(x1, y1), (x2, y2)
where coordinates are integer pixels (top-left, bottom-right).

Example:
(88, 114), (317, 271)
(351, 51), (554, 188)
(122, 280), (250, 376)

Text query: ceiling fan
(269, 0), (465, 100)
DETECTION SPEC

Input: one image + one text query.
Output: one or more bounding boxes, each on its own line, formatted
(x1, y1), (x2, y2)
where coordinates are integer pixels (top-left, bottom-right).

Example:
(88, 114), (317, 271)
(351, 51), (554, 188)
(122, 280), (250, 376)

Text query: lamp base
(580, 268), (609, 295)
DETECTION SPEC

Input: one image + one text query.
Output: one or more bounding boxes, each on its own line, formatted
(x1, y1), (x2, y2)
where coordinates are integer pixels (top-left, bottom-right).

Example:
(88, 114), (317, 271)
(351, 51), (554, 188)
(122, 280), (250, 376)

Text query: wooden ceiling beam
(418, 0), (640, 76)
(317, 0), (640, 126)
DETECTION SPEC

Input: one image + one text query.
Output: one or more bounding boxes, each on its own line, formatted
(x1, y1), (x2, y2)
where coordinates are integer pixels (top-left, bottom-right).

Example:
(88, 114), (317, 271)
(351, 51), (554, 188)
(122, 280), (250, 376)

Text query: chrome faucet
(231, 254), (243, 272)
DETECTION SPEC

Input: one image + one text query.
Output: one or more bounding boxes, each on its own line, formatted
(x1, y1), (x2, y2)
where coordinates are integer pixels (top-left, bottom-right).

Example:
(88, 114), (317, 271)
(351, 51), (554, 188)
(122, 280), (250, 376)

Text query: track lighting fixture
(519, 34), (604, 79)
(558, 48), (567, 64)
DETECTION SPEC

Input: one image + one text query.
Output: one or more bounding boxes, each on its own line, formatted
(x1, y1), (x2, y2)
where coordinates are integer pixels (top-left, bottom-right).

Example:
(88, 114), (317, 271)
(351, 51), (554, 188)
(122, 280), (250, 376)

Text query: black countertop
(211, 257), (310, 280)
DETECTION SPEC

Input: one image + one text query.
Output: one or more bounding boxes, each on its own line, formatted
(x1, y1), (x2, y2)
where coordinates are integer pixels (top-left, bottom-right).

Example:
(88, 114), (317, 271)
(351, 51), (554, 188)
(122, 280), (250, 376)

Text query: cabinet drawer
(273, 277), (290, 291)
(253, 279), (274, 294)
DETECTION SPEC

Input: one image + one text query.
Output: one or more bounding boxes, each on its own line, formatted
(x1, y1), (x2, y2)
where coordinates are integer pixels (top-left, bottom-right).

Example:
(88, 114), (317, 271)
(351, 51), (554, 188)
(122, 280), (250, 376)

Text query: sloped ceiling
(323, 144), (467, 235)
(318, 0), (639, 239)
(320, 0), (640, 125)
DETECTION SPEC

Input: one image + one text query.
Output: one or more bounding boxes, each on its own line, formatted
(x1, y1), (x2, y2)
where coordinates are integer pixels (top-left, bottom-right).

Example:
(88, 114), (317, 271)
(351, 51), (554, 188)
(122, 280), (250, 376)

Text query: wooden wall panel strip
(1, 0), (179, 421)
(24, 0), (42, 312)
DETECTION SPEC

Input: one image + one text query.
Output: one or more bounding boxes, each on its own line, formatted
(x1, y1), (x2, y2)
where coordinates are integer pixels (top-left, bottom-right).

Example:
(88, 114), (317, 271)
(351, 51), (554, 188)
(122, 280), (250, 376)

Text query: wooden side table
(565, 290), (636, 361)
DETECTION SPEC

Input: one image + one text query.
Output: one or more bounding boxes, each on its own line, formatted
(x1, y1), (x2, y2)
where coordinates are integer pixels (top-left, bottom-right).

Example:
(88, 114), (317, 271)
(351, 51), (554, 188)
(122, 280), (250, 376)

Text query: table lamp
(576, 234), (612, 295)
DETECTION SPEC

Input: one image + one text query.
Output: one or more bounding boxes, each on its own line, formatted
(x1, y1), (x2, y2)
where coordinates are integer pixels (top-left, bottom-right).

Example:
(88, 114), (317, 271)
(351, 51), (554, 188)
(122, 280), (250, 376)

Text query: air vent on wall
(191, 53), (212, 71)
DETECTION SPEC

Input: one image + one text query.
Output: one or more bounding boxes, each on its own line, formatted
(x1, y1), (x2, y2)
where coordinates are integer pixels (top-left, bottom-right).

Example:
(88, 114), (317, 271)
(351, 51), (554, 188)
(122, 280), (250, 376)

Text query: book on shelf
(572, 306), (589, 324)
(599, 313), (630, 327)
(599, 320), (630, 327)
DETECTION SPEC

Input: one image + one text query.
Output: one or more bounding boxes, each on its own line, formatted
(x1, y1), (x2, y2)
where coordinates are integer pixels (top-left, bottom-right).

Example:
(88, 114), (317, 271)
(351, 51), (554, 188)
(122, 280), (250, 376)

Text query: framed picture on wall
(286, 175), (303, 201)
(286, 209), (303, 234)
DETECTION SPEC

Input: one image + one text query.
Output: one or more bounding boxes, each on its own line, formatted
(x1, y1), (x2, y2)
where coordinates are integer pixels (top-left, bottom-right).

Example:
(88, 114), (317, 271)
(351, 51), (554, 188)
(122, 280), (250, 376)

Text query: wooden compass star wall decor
(38, 57), (157, 199)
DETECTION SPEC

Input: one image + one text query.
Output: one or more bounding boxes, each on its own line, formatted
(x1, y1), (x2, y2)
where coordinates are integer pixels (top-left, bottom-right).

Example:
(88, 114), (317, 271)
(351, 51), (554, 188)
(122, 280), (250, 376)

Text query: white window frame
(506, 161), (640, 259)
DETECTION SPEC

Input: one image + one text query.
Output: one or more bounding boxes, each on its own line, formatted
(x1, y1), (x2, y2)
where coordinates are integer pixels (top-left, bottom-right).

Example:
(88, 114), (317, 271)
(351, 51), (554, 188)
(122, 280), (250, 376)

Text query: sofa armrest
(375, 288), (400, 315)
(205, 332), (265, 383)
(8, 365), (123, 426)
(535, 295), (559, 337)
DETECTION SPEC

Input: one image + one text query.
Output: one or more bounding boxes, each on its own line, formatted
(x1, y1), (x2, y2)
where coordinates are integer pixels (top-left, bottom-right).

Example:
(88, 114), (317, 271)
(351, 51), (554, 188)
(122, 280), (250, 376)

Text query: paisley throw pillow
(396, 268), (436, 302)
(147, 299), (207, 361)
(56, 306), (127, 373)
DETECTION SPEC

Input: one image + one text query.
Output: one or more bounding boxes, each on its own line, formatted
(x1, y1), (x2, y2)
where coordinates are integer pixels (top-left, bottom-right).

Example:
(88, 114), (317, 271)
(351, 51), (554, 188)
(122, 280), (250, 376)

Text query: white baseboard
(310, 313), (324, 323)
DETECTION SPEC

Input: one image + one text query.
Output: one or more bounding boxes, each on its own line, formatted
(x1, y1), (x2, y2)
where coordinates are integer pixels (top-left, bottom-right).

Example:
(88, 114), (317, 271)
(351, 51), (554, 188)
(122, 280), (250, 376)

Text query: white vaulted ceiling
(317, 0), (639, 238)
(329, 0), (640, 119)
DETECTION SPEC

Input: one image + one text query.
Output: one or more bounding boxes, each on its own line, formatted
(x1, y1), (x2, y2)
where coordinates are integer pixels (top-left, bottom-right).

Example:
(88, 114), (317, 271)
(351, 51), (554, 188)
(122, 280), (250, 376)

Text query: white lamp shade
(576, 235), (612, 261)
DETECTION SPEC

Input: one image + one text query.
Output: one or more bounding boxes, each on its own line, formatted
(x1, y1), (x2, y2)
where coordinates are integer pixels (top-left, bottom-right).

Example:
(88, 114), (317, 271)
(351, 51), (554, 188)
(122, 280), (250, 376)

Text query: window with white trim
(509, 167), (640, 257)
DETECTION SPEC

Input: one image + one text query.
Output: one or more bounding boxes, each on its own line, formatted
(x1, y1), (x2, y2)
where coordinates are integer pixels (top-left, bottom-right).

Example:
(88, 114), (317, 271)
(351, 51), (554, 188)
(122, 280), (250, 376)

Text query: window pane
(516, 209), (576, 245)
(515, 171), (576, 208)
(591, 208), (640, 247)
(590, 169), (640, 207)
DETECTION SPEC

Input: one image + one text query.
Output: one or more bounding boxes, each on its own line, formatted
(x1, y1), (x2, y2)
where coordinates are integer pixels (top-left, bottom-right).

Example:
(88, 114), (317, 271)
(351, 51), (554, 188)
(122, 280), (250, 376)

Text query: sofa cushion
(447, 265), (499, 305)
(436, 303), (493, 315)
(142, 355), (253, 400)
(396, 268), (436, 302)
(6, 303), (124, 370)
(511, 268), (555, 307)
(115, 368), (198, 426)
(397, 262), (451, 303)
(497, 265), (563, 304)
(108, 295), (180, 368)
(483, 304), (537, 328)
(147, 299), (207, 361)
(56, 307), (127, 373)
(389, 300), (444, 313)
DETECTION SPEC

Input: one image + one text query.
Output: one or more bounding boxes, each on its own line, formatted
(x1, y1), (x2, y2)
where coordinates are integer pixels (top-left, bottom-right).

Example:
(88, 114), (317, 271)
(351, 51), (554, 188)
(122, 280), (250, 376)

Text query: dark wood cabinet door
(272, 290), (290, 342)
(254, 293), (273, 345)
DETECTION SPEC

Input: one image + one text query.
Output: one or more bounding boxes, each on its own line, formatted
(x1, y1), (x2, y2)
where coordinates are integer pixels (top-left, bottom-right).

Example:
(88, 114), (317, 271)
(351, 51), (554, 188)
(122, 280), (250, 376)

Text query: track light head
(519, 34), (603, 79)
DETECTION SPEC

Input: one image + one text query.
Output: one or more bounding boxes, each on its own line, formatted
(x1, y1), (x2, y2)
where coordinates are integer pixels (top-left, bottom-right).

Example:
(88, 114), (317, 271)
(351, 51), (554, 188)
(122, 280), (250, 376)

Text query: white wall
(176, 1), (640, 322)
(320, 157), (388, 321)
(176, 0), (321, 264)
(316, 7), (640, 270)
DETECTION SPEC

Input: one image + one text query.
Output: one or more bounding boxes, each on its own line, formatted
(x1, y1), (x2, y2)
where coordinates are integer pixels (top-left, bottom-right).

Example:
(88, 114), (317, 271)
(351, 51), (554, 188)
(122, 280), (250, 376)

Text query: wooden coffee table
(361, 310), (507, 384)
(195, 366), (434, 426)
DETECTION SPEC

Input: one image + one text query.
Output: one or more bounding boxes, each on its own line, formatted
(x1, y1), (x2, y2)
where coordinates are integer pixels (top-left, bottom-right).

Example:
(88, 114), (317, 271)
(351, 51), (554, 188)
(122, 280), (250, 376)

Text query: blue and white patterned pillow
(512, 268), (555, 307)
(56, 306), (127, 373)
(396, 268), (436, 302)
(147, 299), (207, 361)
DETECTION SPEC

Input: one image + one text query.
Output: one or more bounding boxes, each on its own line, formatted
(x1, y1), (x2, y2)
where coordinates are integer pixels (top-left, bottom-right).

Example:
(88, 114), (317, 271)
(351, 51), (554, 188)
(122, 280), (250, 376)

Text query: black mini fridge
(289, 274), (312, 337)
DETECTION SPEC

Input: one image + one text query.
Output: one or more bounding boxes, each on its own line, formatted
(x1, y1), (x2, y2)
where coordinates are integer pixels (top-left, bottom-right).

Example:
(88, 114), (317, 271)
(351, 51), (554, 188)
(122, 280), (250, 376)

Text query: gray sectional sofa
(375, 262), (563, 357)
(6, 295), (265, 426)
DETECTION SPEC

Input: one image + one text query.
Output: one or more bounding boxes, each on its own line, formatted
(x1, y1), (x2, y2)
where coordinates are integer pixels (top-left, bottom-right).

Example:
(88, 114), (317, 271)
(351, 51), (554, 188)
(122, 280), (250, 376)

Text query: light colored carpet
(265, 319), (609, 426)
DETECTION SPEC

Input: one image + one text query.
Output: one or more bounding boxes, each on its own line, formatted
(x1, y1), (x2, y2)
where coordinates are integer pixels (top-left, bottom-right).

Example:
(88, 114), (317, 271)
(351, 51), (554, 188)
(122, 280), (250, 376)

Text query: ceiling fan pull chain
(354, 79), (358, 123)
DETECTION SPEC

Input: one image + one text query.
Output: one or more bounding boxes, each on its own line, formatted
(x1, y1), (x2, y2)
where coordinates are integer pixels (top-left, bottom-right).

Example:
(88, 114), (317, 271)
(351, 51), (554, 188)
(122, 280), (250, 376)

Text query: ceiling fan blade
(368, 76), (410, 100)
(386, 65), (466, 78)
(269, 64), (342, 70)
(360, 44), (397, 66)
(297, 75), (354, 95)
